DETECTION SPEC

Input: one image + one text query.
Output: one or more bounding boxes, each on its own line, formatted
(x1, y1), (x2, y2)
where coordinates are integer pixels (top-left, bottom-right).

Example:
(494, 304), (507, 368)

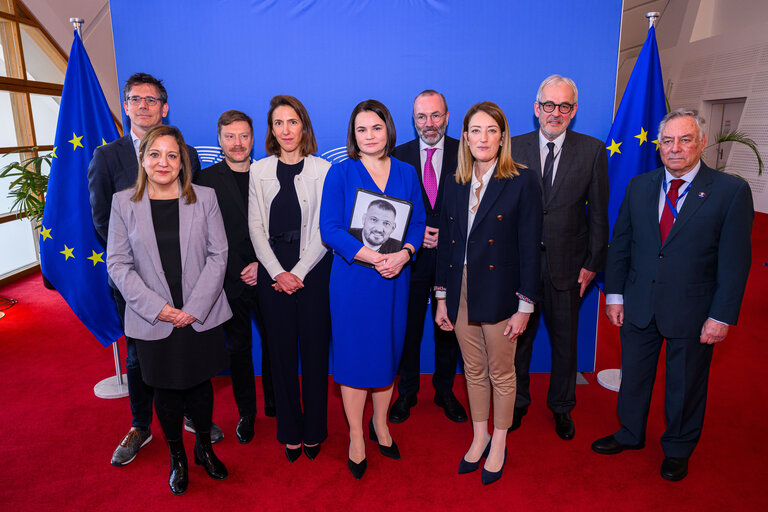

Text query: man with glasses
(87, 72), (215, 467)
(592, 109), (752, 481)
(509, 75), (609, 440)
(389, 90), (468, 424)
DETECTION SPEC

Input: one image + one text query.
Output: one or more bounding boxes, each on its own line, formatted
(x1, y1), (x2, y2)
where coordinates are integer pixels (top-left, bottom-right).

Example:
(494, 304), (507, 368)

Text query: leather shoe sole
(388, 394), (416, 424)
(660, 457), (688, 481)
(591, 435), (645, 455)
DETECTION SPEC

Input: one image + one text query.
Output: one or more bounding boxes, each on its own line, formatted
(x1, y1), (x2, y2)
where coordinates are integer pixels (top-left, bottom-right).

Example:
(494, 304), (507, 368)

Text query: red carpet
(1, 213), (766, 511)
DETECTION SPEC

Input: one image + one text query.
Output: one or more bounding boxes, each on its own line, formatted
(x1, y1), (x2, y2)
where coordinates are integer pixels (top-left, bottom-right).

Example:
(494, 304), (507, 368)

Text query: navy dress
(319, 157), (426, 387)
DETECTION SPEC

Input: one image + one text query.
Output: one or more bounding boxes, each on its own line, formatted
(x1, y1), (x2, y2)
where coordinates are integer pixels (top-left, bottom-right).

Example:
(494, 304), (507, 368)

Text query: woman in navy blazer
(434, 102), (542, 485)
(107, 125), (232, 495)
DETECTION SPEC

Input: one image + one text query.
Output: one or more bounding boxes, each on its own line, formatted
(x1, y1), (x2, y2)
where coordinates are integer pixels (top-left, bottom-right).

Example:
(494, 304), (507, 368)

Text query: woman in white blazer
(107, 125), (232, 495)
(249, 95), (332, 461)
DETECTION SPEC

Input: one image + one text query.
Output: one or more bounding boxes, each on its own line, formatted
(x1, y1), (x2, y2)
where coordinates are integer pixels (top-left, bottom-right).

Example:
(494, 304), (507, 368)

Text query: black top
(231, 168), (250, 212)
(150, 198), (183, 307)
(269, 160), (303, 237)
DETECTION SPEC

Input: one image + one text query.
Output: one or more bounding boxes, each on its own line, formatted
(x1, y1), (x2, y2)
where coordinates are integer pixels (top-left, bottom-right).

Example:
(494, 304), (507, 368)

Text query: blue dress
(320, 157), (426, 387)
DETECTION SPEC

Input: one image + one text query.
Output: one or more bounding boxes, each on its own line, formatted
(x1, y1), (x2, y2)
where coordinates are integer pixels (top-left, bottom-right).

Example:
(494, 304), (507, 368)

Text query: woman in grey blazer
(249, 95), (332, 462)
(107, 125), (232, 495)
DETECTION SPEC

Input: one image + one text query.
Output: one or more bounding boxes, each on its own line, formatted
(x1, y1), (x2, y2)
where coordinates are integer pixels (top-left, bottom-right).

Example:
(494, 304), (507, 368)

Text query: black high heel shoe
(303, 443), (321, 460)
(194, 432), (228, 480)
(368, 418), (401, 460)
(347, 442), (367, 480)
(285, 445), (302, 462)
(481, 448), (507, 485)
(458, 440), (491, 474)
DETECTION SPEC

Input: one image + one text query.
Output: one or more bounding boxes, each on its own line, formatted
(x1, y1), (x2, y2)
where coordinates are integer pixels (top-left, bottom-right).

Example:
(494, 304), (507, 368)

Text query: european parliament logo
(321, 146), (348, 164)
(195, 145), (224, 165)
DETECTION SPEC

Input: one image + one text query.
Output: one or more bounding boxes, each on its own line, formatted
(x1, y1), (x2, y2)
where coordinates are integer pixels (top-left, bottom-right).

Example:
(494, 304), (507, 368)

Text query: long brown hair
(132, 125), (196, 204)
(455, 101), (522, 185)
(265, 95), (318, 157)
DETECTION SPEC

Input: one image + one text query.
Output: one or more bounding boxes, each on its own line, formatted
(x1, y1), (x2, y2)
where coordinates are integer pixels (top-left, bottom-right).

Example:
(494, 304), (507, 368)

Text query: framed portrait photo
(348, 188), (413, 266)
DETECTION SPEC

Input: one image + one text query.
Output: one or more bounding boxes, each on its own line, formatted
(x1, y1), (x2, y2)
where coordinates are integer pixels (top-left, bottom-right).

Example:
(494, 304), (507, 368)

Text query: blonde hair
(132, 125), (196, 204)
(455, 101), (522, 185)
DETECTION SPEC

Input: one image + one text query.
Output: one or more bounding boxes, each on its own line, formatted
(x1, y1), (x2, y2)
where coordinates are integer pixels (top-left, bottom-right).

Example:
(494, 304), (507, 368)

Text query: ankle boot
(168, 439), (188, 495)
(194, 431), (228, 480)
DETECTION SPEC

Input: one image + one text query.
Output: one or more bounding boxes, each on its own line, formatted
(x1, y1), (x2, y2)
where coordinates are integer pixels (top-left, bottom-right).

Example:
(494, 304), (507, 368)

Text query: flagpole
(67, 16), (128, 399)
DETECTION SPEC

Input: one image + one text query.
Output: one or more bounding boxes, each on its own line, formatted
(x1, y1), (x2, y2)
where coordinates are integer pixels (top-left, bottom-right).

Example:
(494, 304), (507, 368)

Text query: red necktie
(424, 148), (438, 209)
(659, 179), (684, 243)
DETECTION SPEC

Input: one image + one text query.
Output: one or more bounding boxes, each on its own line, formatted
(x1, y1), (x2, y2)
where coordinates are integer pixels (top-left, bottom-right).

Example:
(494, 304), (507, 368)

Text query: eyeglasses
(126, 95), (163, 107)
(538, 101), (574, 114)
(415, 112), (446, 124)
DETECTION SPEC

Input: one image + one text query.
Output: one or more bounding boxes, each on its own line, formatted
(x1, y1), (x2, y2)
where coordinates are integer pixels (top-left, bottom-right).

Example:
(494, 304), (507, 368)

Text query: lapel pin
(698, 192), (707, 198)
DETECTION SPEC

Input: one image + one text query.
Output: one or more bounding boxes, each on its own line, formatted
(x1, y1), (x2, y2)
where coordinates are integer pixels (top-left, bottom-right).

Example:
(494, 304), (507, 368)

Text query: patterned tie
(424, 147), (438, 209)
(542, 142), (555, 201)
(659, 179), (684, 243)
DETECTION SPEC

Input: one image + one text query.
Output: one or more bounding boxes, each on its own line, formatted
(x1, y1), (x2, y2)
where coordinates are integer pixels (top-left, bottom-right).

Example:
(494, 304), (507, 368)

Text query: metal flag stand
(597, 11), (661, 393)
(66, 17), (128, 399)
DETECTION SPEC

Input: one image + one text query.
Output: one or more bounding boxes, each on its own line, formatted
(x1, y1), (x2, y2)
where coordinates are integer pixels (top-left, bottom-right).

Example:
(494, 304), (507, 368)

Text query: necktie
(424, 147), (438, 209)
(542, 142), (555, 201)
(660, 179), (684, 243)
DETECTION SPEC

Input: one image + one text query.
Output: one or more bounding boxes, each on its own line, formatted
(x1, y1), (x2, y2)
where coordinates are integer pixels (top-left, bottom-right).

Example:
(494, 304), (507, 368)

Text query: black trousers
(256, 254), (331, 445)
(397, 277), (460, 397)
(614, 318), (713, 458)
(154, 380), (213, 442)
(515, 254), (580, 413)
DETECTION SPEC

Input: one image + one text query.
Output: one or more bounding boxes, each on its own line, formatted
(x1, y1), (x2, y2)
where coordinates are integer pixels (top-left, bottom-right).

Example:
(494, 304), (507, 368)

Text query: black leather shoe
(368, 419), (401, 460)
(458, 441), (491, 474)
(554, 412), (575, 440)
(348, 457), (367, 480)
(507, 407), (528, 433)
(285, 445), (302, 463)
(591, 435), (645, 455)
(481, 448), (507, 485)
(660, 457), (688, 481)
(388, 394), (416, 423)
(168, 440), (188, 496)
(303, 443), (321, 460)
(434, 392), (468, 423)
(236, 416), (255, 444)
(193, 433), (228, 480)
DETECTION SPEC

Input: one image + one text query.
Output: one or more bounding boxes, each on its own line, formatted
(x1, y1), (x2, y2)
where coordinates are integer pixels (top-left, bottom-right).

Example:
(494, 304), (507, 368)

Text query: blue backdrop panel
(110, 0), (621, 375)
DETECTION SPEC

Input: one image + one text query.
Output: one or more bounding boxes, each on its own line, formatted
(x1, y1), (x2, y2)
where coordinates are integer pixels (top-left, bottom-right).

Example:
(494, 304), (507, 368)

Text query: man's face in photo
(362, 204), (396, 246)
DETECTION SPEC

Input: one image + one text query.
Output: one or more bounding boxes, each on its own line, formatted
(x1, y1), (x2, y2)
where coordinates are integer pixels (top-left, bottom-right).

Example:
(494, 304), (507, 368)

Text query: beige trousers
(453, 267), (517, 430)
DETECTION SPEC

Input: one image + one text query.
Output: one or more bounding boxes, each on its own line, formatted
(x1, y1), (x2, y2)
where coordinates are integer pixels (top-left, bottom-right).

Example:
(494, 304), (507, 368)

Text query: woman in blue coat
(320, 100), (426, 480)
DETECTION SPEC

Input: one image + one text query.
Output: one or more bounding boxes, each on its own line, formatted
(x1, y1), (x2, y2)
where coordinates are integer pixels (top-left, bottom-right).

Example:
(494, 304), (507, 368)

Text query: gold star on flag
(87, 250), (105, 266)
(100, 138), (108, 146)
(69, 133), (84, 150)
(51, 147), (57, 158)
(40, 226), (52, 241)
(607, 139), (622, 156)
(60, 245), (75, 260)
(634, 127), (648, 145)
(652, 139), (660, 150)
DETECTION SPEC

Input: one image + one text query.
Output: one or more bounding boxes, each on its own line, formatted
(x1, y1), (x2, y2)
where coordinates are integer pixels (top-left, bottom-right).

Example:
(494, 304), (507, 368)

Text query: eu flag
(39, 31), (122, 347)
(605, 25), (667, 233)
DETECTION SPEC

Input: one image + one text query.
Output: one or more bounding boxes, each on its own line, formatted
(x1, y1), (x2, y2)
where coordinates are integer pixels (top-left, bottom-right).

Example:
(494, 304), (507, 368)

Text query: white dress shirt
(539, 130), (566, 186)
(419, 136), (445, 183)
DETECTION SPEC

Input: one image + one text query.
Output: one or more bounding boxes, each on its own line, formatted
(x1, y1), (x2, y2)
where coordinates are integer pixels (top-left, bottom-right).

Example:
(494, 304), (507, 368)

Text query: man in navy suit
(510, 75), (609, 440)
(592, 109), (753, 481)
(389, 90), (467, 424)
(87, 73), (210, 467)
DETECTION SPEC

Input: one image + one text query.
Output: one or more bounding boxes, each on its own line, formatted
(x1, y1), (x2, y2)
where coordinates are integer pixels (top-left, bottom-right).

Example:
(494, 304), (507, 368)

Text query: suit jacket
(194, 160), (258, 300)
(88, 133), (202, 245)
(248, 154), (331, 281)
(509, 129), (608, 290)
(350, 228), (402, 254)
(435, 168), (543, 324)
(106, 184), (232, 340)
(605, 163), (753, 338)
(392, 136), (459, 281)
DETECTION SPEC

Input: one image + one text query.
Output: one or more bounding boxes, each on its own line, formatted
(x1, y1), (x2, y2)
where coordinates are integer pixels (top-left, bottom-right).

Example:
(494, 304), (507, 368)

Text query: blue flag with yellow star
(605, 25), (667, 233)
(39, 31), (122, 347)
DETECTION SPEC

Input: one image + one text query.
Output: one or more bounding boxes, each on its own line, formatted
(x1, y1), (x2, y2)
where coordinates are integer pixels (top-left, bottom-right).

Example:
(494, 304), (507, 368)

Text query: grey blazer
(107, 183), (232, 340)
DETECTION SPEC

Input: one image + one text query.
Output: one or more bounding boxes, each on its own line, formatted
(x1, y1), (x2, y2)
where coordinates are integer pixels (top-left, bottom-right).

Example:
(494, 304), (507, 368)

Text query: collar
(663, 160), (701, 186)
(419, 136), (446, 153)
(471, 161), (497, 188)
(538, 130), (566, 152)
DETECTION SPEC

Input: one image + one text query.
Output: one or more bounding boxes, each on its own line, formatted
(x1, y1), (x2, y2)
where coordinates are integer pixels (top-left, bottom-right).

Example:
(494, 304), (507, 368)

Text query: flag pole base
(597, 369), (621, 392)
(94, 375), (129, 399)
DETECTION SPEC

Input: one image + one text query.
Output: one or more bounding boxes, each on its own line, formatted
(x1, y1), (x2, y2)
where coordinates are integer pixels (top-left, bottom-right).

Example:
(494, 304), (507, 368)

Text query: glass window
(0, 217), (38, 277)
(0, 90), (32, 146)
(0, 19), (23, 79)
(20, 24), (65, 83)
(29, 93), (60, 146)
(0, 151), (21, 214)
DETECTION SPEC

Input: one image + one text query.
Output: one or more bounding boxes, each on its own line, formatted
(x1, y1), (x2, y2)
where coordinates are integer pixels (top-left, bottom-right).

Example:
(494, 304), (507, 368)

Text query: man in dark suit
(510, 75), (609, 440)
(194, 110), (276, 444)
(592, 109), (753, 481)
(389, 90), (467, 423)
(87, 72), (211, 467)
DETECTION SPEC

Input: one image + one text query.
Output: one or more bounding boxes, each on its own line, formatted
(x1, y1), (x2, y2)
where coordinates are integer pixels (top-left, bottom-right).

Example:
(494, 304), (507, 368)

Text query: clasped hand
(158, 303), (197, 328)
(273, 271), (304, 294)
(355, 246), (410, 279)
